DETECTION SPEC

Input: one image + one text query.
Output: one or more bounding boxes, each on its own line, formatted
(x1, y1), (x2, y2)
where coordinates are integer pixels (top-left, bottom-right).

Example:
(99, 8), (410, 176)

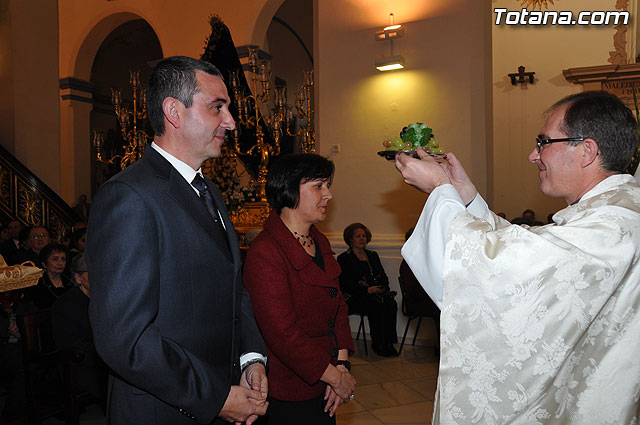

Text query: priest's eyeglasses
(536, 136), (587, 152)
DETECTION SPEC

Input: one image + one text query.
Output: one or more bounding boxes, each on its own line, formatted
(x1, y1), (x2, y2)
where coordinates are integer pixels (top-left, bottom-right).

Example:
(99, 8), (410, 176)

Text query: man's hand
(219, 385), (268, 425)
(241, 363), (267, 399)
(394, 148), (451, 194)
(236, 364), (267, 425)
(438, 152), (477, 205)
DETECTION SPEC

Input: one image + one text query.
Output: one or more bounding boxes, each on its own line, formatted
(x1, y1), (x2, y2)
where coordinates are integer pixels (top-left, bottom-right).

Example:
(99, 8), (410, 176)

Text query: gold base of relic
(230, 201), (271, 247)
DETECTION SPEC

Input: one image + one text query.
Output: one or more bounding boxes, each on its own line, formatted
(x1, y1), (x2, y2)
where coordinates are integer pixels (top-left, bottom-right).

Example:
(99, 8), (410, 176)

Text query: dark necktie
(191, 174), (229, 247)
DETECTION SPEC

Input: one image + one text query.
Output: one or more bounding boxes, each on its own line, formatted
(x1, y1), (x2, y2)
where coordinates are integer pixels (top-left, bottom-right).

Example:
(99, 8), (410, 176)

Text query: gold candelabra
(93, 70), (149, 170)
(230, 47), (316, 201)
(289, 70), (316, 154)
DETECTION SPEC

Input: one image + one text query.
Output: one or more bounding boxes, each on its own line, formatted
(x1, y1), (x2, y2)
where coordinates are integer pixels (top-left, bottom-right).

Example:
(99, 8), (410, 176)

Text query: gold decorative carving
(0, 146), (79, 242)
(609, 24), (629, 65)
(17, 183), (42, 226)
(47, 210), (69, 244)
(229, 201), (271, 247)
(0, 166), (10, 207)
(616, 0), (629, 10)
(608, 0), (630, 65)
(520, 0), (555, 10)
(230, 201), (271, 227)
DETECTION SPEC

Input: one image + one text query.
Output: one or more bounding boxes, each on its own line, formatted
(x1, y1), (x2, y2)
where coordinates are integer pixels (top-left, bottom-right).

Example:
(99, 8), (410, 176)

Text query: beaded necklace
(293, 231), (315, 247)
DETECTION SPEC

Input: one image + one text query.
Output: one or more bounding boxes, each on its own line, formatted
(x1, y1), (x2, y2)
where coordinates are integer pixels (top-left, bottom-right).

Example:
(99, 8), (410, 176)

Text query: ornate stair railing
(0, 143), (81, 243)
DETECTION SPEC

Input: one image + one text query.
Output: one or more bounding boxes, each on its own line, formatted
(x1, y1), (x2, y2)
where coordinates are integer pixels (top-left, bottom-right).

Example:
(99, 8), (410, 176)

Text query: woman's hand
(323, 386), (344, 417)
(321, 364), (356, 401)
(367, 286), (385, 294)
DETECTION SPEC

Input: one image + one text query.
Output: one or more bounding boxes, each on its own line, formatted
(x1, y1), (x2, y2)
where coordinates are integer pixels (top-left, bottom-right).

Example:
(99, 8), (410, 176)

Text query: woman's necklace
(293, 231), (315, 247)
(49, 272), (63, 288)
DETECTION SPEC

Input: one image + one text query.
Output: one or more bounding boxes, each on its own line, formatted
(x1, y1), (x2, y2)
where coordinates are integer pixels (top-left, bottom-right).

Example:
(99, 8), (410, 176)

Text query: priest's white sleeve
(635, 165), (640, 183)
(401, 185), (464, 309)
(402, 185), (491, 308)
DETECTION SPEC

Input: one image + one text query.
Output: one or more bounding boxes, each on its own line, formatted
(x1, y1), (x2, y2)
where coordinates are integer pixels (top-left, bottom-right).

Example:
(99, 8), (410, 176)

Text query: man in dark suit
(86, 56), (268, 425)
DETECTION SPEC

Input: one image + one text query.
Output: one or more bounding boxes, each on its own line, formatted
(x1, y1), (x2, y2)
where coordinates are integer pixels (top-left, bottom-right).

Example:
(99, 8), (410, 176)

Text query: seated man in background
(395, 91), (640, 424)
(51, 254), (107, 406)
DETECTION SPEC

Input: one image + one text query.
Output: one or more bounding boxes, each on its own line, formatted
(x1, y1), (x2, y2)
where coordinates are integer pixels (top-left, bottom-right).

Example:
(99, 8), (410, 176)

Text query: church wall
(57, 0), (279, 80)
(3, 0), (61, 193)
(315, 0), (492, 340)
(315, 0), (491, 238)
(0, 0), (15, 153)
(53, 0), (279, 204)
(491, 0), (619, 221)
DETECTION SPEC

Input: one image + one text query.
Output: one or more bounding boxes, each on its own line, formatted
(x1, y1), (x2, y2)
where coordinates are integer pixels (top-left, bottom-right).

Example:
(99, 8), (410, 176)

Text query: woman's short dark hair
(549, 90), (638, 173)
(39, 243), (67, 265)
(147, 56), (223, 136)
(343, 223), (372, 246)
(266, 153), (335, 213)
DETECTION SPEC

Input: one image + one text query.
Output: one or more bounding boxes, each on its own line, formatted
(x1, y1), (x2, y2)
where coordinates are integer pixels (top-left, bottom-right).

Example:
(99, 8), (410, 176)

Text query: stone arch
(250, 0), (287, 47)
(73, 12), (161, 80)
(59, 12), (162, 203)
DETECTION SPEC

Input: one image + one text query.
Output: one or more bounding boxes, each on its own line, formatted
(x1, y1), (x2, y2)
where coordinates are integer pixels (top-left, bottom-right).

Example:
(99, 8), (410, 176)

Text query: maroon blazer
(244, 211), (354, 401)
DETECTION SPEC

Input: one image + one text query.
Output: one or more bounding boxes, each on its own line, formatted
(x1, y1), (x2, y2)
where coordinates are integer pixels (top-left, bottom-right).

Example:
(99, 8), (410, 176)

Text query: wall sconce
(375, 13), (405, 72)
(508, 65), (535, 85)
(376, 56), (405, 72)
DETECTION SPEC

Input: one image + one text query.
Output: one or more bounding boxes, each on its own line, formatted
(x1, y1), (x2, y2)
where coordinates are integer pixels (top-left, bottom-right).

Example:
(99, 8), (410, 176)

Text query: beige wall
(58, 0), (281, 80)
(315, 0), (491, 237)
(315, 0), (492, 340)
(491, 0), (618, 221)
(2, 0), (61, 193)
(0, 0), (15, 153)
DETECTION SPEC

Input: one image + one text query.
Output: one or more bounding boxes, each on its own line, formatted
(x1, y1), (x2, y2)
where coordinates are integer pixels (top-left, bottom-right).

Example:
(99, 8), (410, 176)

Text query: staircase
(0, 143), (81, 242)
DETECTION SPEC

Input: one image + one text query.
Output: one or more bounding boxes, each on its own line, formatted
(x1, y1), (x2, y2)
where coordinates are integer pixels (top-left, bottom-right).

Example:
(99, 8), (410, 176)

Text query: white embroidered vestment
(404, 174), (640, 425)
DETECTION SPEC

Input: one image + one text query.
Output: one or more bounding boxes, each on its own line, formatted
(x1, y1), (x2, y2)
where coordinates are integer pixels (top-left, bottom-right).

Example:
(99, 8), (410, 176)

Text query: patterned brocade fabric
(437, 175), (640, 425)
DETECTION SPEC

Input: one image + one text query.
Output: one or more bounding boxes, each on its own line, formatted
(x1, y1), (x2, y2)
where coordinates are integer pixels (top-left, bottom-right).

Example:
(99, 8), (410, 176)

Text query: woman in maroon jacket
(244, 153), (356, 425)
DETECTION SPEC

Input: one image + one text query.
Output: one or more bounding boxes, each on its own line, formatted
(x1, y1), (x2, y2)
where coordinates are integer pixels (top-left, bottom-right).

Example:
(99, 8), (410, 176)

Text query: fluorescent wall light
(375, 56), (405, 72)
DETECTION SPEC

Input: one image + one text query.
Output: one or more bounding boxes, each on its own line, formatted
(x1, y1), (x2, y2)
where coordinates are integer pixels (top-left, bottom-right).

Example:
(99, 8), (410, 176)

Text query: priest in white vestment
(395, 91), (640, 425)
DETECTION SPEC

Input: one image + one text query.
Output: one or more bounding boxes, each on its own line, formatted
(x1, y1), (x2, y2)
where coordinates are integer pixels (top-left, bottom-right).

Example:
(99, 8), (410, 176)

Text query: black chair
(15, 310), (98, 425)
(59, 347), (99, 425)
(15, 309), (64, 425)
(397, 266), (441, 355)
(354, 313), (368, 355)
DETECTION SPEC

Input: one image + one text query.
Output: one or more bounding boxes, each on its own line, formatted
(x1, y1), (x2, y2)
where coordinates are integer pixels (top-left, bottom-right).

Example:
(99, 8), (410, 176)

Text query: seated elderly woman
(244, 153), (356, 425)
(30, 243), (73, 309)
(337, 223), (398, 357)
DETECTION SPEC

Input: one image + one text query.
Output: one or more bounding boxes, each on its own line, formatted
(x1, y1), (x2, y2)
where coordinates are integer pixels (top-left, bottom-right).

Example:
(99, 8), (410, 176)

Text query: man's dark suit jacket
(86, 147), (265, 425)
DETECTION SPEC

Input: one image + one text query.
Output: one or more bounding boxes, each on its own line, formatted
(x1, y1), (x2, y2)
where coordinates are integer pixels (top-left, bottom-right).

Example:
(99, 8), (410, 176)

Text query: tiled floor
(336, 340), (439, 425)
(33, 340), (439, 425)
